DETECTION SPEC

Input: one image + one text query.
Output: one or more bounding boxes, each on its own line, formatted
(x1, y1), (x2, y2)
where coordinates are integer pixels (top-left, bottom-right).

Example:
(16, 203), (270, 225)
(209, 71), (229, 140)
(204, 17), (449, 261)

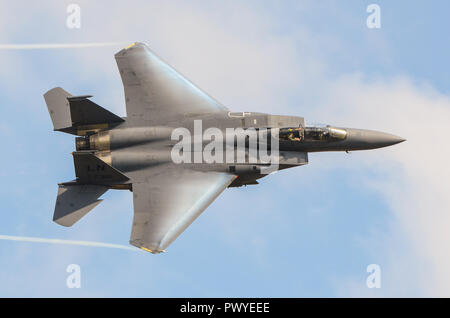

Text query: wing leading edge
(115, 42), (228, 124)
(128, 166), (236, 253)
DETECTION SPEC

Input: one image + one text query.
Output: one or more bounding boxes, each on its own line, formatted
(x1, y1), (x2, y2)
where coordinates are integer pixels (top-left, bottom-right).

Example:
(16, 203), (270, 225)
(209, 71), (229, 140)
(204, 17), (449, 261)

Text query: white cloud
(320, 75), (450, 296)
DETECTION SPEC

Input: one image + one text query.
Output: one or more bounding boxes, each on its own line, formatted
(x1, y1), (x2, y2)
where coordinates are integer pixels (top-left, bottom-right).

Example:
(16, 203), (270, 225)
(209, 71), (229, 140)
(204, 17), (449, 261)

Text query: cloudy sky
(0, 0), (449, 297)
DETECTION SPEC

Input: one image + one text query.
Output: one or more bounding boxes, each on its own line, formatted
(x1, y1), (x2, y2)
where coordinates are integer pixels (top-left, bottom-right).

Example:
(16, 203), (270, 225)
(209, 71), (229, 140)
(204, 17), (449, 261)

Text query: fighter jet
(44, 42), (405, 254)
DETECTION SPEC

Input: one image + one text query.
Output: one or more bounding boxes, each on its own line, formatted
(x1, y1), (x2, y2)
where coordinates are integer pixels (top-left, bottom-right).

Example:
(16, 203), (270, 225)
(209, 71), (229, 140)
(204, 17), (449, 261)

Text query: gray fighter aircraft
(44, 42), (405, 254)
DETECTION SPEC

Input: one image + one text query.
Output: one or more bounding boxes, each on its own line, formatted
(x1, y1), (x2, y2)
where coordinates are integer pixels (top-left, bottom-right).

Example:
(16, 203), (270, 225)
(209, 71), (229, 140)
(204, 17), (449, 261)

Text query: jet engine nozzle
(75, 131), (110, 151)
(75, 136), (90, 151)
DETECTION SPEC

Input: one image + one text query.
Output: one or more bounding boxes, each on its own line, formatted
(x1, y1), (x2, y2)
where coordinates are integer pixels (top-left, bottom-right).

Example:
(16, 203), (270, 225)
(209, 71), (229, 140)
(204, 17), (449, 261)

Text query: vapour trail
(0, 42), (126, 50)
(0, 235), (137, 251)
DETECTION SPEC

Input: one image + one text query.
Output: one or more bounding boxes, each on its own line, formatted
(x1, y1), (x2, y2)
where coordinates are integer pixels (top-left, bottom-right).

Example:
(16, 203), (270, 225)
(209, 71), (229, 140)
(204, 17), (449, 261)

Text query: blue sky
(0, 1), (449, 297)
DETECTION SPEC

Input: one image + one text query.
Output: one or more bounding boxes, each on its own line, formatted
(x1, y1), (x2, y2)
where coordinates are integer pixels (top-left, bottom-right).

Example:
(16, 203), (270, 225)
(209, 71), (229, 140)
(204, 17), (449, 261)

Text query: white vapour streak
(0, 42), (126, 50)
(0, 235), (137, 251)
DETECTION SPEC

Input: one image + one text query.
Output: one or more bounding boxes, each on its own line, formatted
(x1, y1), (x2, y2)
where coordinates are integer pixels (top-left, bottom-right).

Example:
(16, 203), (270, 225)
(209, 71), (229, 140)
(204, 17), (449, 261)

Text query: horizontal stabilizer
(44, 87), (72, 130)
(44, 87), (124, 135)
(53, 184), (108, 227)
(73, 151), (129, 185)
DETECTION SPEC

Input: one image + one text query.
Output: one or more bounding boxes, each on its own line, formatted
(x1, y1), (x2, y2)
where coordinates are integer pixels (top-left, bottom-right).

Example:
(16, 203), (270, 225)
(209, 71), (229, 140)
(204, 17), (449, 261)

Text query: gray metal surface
(72, 152), (129, 185)
(44, 87), (72, 130)
(128, 165), (236, 253)
(68, 95), (124, 126)
(115, 42), (228, 124)
(44, 42), (405, 254)
(53, 184), (108, 227)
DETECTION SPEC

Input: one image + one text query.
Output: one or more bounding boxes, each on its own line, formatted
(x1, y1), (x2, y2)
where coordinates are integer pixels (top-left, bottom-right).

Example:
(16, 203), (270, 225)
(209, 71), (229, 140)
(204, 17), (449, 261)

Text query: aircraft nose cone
(382, 133), (406, 146)
(345, 128), (406, 150)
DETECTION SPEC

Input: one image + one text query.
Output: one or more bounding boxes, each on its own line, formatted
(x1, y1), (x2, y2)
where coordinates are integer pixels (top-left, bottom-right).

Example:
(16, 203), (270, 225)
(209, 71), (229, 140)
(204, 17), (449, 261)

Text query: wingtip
(115, 42), (149, 57)
(129, 240), (166, 254)
(139, 246), (166, 254)
(124, 42), (149, 50)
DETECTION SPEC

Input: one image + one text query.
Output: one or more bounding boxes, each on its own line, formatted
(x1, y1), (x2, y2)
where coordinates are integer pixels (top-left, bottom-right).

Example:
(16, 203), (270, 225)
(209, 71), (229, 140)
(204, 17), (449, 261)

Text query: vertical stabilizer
(43, 87), (124, 135)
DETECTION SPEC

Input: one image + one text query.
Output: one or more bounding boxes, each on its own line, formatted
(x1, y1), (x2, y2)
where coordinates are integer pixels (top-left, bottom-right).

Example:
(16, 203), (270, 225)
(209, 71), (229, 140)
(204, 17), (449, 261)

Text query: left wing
(128, 165), (236, 253)
(115, 42), (228, 124)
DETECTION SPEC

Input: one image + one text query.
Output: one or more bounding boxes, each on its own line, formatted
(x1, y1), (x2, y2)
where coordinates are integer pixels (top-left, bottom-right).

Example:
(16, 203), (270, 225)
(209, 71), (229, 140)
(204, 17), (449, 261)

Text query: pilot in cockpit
(287, 128), (303, 142)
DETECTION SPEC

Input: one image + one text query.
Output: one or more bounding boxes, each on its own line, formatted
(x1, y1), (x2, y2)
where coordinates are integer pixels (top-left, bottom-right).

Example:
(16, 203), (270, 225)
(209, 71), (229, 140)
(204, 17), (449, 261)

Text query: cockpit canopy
(279, 126), (347, 142)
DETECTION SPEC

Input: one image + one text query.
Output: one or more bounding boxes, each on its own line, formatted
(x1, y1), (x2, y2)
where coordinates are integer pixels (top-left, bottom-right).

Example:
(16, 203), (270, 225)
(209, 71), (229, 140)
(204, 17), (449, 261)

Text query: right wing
(115, 42), (228, 124)
(128, 165), (236, 253)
